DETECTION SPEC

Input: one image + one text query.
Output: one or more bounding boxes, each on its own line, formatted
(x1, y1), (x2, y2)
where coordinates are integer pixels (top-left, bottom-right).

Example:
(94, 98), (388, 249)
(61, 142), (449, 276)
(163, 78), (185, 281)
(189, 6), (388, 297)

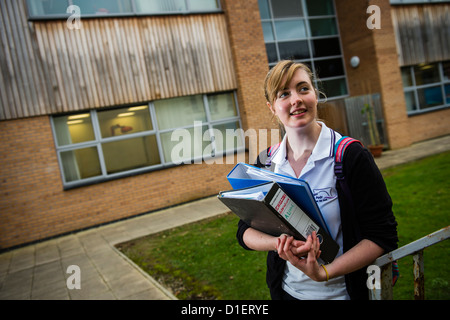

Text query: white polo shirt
(271, 122), (350, 300)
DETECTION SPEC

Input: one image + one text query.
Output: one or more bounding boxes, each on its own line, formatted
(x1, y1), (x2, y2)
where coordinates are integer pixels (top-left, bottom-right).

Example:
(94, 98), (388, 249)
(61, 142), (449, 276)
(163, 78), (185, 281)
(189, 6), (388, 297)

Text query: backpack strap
(334, 136), (362, 180)
(261, 142), (281, 170)
(334, 136), (362, 162)
(334, 135), (363, 246)
(267, 142), (281, 158)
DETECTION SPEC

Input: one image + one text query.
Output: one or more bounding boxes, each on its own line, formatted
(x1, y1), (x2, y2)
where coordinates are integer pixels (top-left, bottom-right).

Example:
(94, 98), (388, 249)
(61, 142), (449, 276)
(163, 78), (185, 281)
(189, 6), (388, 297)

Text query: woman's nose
(290, 91), (302, 105)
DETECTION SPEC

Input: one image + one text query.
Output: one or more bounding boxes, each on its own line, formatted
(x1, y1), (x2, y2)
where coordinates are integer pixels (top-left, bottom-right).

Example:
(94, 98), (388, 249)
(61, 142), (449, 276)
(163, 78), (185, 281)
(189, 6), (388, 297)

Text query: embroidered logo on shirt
(313, 187), (337, 203)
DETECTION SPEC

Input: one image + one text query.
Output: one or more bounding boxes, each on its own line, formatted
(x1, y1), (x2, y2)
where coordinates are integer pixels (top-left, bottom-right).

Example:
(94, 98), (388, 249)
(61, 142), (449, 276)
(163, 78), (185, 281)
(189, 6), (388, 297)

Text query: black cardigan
(236, 142), (398, 300)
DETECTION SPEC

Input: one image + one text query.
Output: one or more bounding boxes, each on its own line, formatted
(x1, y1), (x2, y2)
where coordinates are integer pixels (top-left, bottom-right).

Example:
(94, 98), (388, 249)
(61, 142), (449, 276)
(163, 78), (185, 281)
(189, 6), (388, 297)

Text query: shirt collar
(311, 122), (336, 161)
(271, 121), (336, 165)
(271, 133), (288, 165)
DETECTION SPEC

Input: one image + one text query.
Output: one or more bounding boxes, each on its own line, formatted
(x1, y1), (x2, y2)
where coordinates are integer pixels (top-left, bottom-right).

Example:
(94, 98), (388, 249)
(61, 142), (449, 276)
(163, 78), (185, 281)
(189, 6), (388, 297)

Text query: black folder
(219, 182), (339, 264)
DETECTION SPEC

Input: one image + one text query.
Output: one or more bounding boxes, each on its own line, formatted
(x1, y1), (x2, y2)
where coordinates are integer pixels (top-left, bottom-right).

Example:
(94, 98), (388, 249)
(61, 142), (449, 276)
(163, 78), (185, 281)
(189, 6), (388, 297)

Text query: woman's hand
(276, 232), (328, 282)
(276, 233), (311, 259)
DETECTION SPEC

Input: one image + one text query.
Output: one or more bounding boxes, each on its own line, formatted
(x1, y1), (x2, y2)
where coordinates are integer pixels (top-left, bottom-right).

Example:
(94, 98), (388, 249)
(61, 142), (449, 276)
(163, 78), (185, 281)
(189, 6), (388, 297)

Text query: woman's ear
(267, 101), (275, 115)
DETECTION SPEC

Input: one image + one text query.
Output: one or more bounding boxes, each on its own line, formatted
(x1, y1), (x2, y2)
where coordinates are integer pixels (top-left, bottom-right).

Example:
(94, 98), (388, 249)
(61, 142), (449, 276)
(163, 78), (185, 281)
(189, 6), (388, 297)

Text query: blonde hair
(264, 60), (319, 105)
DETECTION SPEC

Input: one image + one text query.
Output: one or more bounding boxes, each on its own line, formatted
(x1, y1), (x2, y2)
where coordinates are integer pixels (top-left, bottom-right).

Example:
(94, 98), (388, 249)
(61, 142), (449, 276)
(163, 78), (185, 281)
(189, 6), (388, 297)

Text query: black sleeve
(235, 149), (269, 251)
(236, 219), (253, 251)
(343, 143), (398, 253)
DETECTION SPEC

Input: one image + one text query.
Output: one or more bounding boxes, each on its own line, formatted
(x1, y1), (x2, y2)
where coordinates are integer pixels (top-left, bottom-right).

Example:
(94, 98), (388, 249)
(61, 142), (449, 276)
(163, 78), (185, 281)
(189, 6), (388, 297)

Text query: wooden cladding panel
(391, 4), (450, 66)
(0, 0), (52, 119)
(0, 0), (236, 120)
(32, 15), (237, 113)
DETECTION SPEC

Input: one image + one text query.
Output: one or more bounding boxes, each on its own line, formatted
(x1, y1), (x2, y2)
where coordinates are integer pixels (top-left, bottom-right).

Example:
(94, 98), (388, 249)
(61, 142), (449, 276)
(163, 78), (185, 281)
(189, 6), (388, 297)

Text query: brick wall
(221, 0), (274, 134)
(371, 0), (412, 149)
(407, 109), (450, 143)
(335, 0), (382, 96)
(0, 116), (236, 249)
(335, 0), (412, 149)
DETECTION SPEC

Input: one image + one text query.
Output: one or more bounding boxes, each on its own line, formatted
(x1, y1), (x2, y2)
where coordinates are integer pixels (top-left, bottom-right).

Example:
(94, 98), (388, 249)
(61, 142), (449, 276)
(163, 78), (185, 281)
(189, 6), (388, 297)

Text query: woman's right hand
(277, 234), (313, 259)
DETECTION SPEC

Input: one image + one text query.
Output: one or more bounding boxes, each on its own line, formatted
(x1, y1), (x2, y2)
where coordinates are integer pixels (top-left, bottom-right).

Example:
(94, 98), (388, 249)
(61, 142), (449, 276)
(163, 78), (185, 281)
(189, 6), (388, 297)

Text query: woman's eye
(300, 86), (309, 92)
(278, 92), (289, 98)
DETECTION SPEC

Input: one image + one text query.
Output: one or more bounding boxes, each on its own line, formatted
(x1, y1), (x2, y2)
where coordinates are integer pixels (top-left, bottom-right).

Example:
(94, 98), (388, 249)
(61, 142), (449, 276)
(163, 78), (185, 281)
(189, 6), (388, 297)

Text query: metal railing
(368, 226), (450, 300)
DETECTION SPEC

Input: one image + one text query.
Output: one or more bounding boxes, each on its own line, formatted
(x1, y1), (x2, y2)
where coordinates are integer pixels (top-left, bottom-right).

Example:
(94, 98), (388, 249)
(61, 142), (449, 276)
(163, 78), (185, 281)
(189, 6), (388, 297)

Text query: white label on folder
(270, 189), (319, 237)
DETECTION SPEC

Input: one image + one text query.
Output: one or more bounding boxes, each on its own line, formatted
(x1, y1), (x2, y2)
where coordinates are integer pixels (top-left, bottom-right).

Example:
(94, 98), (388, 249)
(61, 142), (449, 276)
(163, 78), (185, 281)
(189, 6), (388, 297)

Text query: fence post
(369, 226), (449, 300)
(380, 262), (393, 300)
(413, 250), (425, 300)
(369, 262), (393, 300)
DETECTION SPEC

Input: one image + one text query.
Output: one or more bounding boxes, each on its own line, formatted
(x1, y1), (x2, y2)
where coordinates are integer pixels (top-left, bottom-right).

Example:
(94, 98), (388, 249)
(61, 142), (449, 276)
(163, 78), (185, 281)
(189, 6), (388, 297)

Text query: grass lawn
(116, 151), (450, 300)
(382, 151), (450, 300)
(117, 213), (269, 300)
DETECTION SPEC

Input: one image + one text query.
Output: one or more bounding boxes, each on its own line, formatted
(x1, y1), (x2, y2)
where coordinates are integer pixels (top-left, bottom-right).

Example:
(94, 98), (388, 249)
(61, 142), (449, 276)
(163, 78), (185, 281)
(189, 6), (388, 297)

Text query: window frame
(401, 61), (450, 115)
(51, 91), (243, 189)
(390, 0), (450, 5)
(259, 0), (349, 101)
(26, 0), (222, 20)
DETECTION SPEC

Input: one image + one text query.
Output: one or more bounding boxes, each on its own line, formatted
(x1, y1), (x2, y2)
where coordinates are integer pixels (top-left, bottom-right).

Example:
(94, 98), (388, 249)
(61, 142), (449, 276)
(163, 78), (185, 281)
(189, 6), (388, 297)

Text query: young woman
(236, 60), (398, 300)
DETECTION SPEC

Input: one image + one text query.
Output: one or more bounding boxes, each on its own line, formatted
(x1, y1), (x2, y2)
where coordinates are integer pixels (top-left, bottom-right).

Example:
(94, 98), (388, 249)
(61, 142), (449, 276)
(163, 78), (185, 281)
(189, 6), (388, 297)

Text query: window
(390, 0), (450, 4)
(26, 0), (221, 18)
(401, 61), (450, 114)
(51, 92), (242, 188)
(72, 0), (133, 15)
(258, 0), (348, 99)
(134, 0), (220, 14)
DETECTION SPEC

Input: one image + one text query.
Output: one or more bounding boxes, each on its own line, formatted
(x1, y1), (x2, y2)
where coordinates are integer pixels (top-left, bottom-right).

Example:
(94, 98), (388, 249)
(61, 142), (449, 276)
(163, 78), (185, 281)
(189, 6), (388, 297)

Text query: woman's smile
(290, 109), (307, 116)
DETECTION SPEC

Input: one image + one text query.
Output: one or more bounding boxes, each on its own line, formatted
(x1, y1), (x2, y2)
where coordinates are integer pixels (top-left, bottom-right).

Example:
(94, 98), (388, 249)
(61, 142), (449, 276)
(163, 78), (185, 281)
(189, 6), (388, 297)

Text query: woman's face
(267, 68), (318, 131)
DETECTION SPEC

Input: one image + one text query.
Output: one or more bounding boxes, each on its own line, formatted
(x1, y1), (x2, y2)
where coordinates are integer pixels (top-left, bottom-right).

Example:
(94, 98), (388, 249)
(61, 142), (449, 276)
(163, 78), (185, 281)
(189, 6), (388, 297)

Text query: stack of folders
(218, 163), (339, 264)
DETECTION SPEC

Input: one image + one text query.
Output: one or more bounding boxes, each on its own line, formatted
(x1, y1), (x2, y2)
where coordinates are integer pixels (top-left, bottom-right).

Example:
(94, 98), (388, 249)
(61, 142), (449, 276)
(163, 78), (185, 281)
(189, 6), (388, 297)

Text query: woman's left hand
(276, 231), (328, 282)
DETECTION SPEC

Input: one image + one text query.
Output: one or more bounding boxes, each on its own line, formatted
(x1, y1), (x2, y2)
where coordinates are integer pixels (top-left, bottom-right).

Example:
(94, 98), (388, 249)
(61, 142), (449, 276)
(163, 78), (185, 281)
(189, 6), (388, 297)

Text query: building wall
(372, 0), (413, 149)
(335, 0), (382, 97)
(390, 2), (450, 141)
(335, 0), (412, 150)
(336, 0), (450, 149)
(0, 0), (275, 250)
(0, 116), (238, 249)
(0, 0), (237, 120)
(391, 3), (450, 67)
(222, 0), (274, 134)
(407, 108), (450, 143)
